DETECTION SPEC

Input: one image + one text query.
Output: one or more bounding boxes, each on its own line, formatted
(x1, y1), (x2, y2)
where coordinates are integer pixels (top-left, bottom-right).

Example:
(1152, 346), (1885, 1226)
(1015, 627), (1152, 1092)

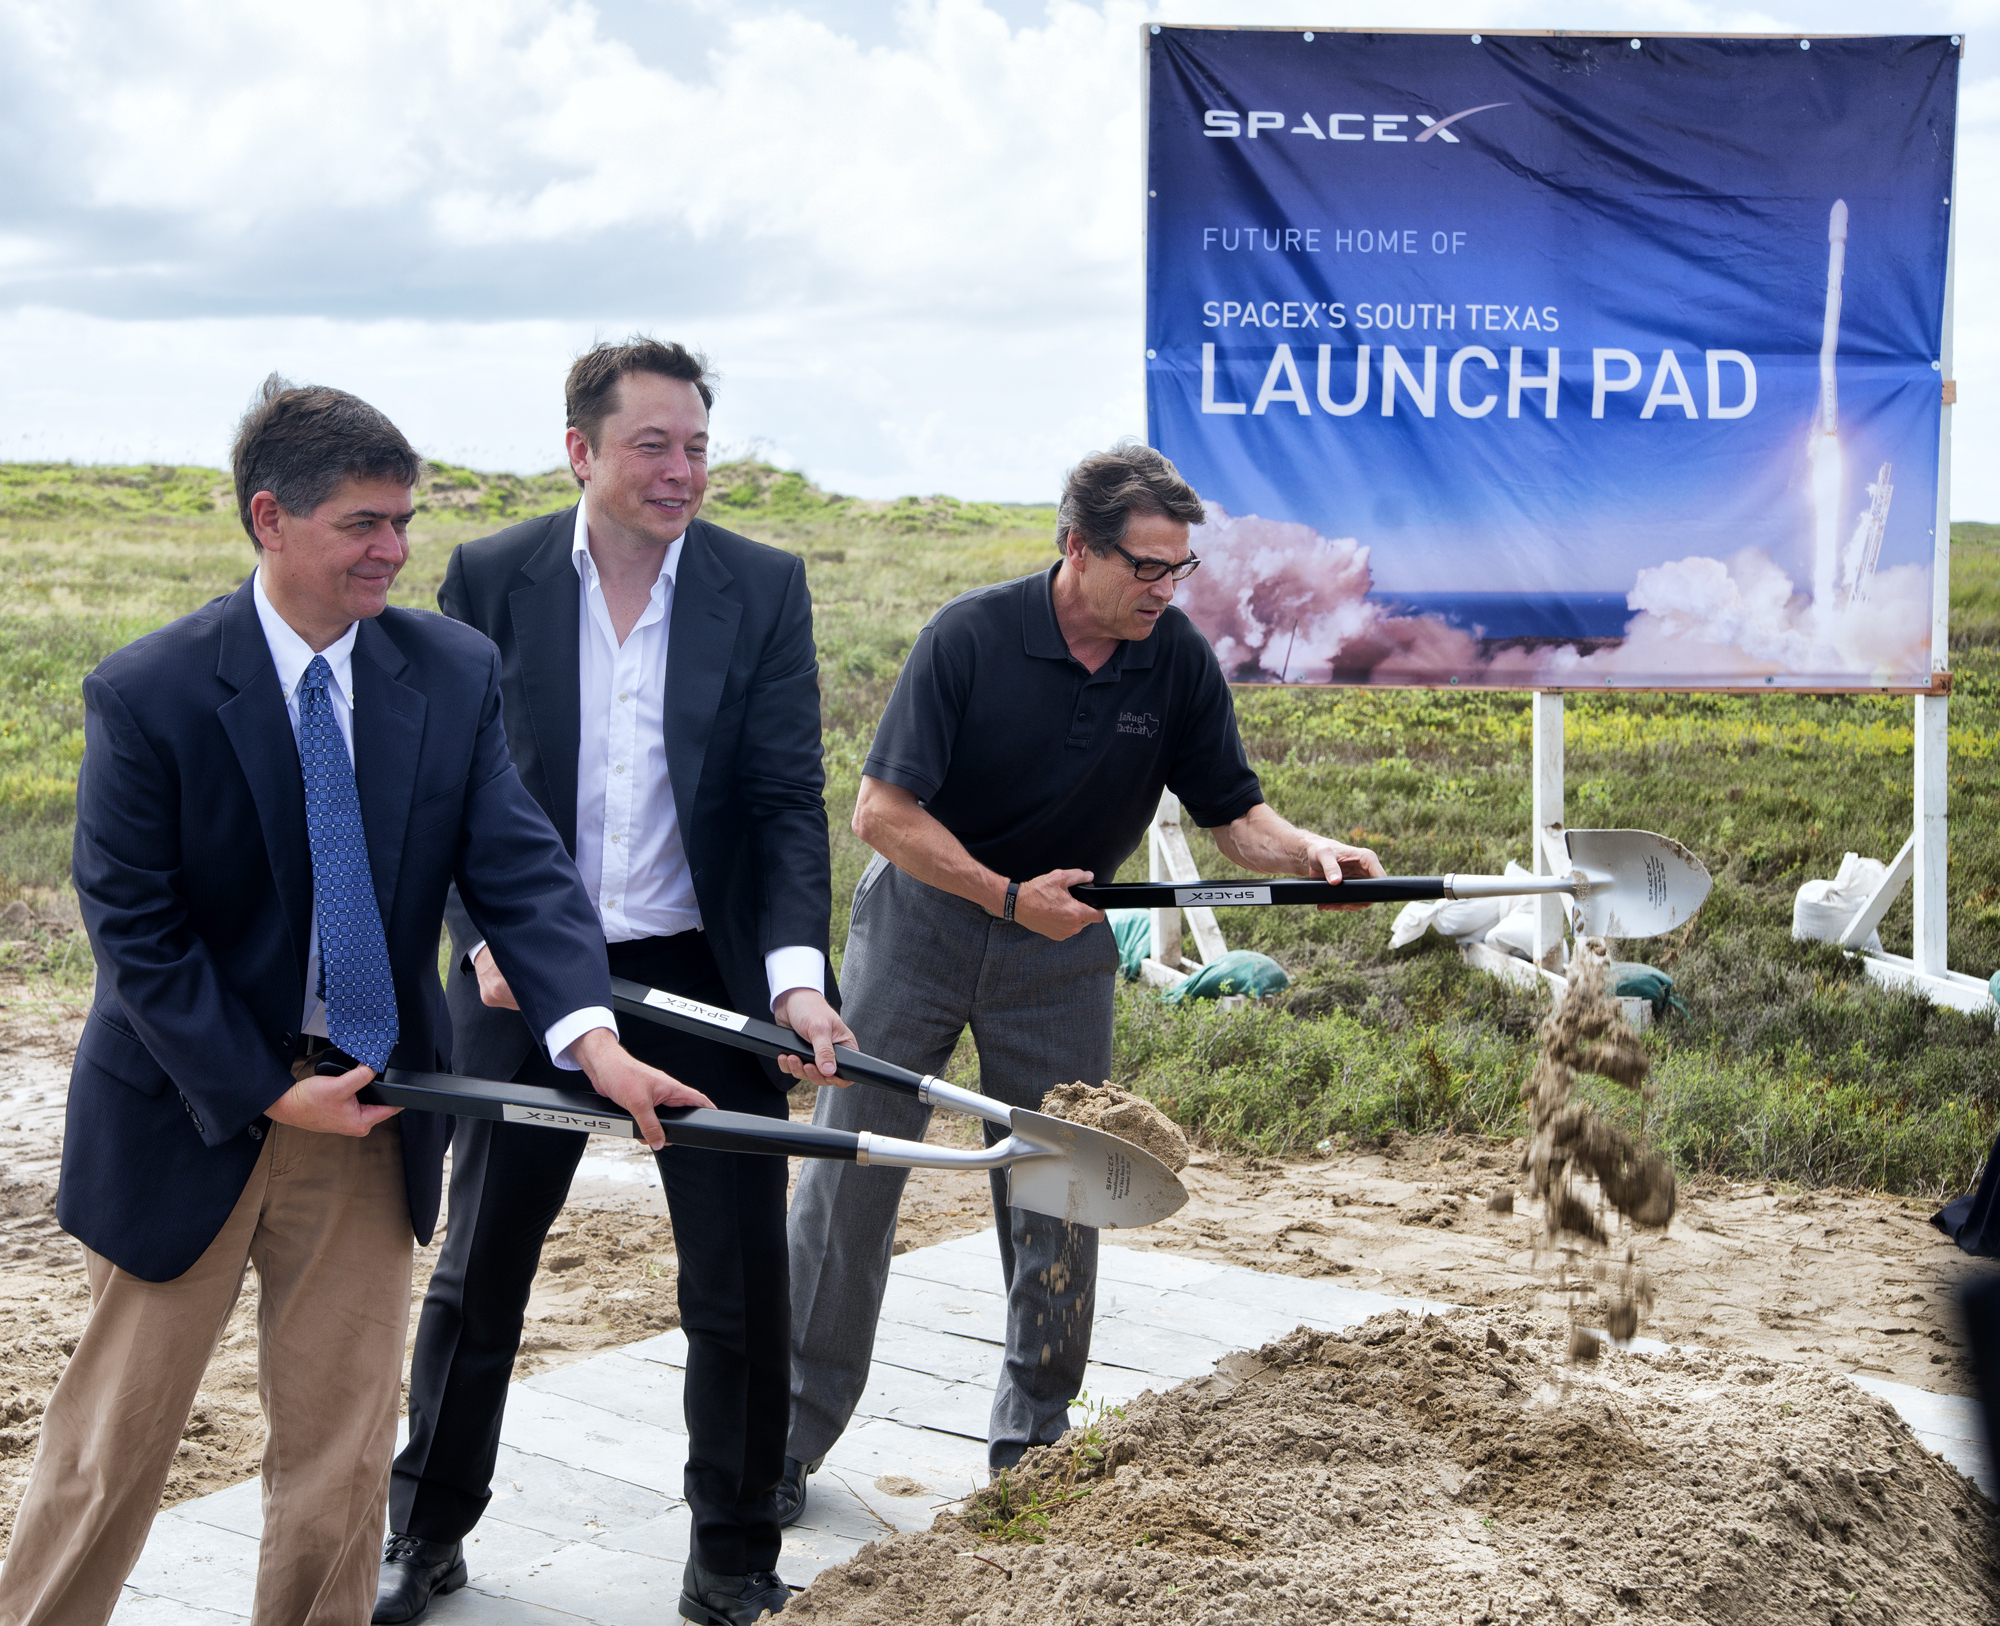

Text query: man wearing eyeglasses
(779, 442), (1383, 1514)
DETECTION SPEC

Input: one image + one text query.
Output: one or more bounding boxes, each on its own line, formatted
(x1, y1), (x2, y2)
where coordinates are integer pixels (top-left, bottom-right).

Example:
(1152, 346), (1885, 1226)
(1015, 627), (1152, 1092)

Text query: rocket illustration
(1818, 199), (1847, 437)
(1803, 198), (1894, 608)
(1808, 200), (1848, 611)
(1847, 462), (1893, 606)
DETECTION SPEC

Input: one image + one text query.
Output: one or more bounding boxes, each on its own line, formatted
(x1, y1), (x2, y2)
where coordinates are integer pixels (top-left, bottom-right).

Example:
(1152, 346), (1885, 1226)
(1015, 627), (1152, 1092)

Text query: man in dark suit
(378, 339), (850, 1626)
(0, 378), (702, 1626)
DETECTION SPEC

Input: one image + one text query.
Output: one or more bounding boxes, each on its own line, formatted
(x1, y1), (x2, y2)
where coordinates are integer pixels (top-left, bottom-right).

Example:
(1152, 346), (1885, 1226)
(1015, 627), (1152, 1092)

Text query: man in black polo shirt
(779, 443), (1383, 1514)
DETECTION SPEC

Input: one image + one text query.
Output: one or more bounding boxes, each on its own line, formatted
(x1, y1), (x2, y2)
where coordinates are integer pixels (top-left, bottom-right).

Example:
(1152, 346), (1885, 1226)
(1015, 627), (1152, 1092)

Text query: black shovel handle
(361, 1068), (861, 1161)
(607, 977), (931, 1103)
(1070, 878), (1450, 908)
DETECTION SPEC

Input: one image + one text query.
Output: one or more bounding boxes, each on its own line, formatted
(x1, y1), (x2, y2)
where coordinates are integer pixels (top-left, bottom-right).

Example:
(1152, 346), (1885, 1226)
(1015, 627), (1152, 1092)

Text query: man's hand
(772, 988), (858, 1085)
(1305, 837), (1386, 912)
(1212, 805), (1384, 911)
(1011, 868), (1105, 942)
(852, 778), (1107, 943)
(266, 1061), (400, 1138)
(471, 944), (519, 1010)
(572, 1027), (715, 1151)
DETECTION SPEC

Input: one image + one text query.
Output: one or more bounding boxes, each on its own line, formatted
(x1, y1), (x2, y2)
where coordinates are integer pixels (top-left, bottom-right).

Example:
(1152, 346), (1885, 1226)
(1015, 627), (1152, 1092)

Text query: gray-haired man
(779, 443), (1383, 1518)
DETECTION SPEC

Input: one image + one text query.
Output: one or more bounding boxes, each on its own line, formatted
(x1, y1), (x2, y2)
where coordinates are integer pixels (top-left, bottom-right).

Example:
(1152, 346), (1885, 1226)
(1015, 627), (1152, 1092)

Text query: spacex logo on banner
(1203, 105), (1508, 144)
(1145, 27), (1956, 692)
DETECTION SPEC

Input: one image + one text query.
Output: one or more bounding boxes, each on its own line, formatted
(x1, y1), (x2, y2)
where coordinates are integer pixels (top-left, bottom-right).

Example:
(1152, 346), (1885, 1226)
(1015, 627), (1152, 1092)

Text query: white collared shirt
(568, 499), (825, 1010)
(253, 568), (611, 1068)
(572, 502), (698, 939)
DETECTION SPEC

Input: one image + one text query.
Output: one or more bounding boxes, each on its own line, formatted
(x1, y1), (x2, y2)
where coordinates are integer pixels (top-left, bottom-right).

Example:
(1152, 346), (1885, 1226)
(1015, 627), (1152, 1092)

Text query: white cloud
(0, 0), (1996, 510)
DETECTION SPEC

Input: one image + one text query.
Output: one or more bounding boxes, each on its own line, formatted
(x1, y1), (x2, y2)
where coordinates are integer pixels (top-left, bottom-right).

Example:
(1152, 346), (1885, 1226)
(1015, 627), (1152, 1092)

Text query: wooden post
(1850, 121), (1988, 1015)
(1148, 793), (1182, 968)
(1916, 140), (1956, 981)
(1145, 789), (1227, 971)
(1531, 691), (1566, 971)
(1915, 695), (1949, 975)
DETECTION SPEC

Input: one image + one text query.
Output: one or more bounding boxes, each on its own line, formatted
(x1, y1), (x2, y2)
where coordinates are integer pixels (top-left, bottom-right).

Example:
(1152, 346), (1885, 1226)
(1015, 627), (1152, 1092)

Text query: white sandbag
(1388, 861), (1530, 950)
(1484, 898), (1540, 960)
(1483, 864), (1563, 962)
(1433, 894), (1515, 942)
(1389, 898), (1447, 949)
(1390, 894), (1513, 949)
(1792, 851), (1885, 954)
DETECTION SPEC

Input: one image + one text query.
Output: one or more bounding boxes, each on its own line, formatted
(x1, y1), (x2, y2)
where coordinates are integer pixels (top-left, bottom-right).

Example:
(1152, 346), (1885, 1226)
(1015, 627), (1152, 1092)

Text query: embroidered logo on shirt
(1116, 711), (1160, 738)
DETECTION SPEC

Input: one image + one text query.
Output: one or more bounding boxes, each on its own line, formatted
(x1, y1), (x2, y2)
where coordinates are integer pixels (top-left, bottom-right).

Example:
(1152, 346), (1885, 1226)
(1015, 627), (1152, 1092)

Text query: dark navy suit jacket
(61, 578), (612, 1281)
(437, 508), (835, 1086)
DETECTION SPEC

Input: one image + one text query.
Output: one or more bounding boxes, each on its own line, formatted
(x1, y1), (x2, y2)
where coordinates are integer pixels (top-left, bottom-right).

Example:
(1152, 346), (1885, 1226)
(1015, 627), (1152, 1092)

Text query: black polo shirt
(863, 563), (1265, 884)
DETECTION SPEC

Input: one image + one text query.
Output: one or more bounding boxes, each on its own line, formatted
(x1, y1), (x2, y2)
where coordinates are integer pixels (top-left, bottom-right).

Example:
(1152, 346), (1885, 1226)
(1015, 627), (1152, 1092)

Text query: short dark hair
(230, 374), (422, 549)
(1055, 441), (1205, 557)
(565, 338), (715, 482)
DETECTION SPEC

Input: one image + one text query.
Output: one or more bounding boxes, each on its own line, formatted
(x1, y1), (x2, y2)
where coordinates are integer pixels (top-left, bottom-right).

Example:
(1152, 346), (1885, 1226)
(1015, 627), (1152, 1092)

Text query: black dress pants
(389, 933), (791, 1574)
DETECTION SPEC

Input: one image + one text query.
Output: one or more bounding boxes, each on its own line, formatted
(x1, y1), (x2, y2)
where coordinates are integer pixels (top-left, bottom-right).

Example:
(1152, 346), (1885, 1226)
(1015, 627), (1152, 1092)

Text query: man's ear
(248, 491), (287, 553)
(565, 427), (594, 486)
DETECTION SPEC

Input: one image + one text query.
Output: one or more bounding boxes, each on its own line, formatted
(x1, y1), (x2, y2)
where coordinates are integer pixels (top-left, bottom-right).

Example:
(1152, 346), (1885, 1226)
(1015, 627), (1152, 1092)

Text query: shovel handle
(607, 977), (1014, 1131)
(1071, 878), (1447, 908)
(363, 1069), (1045, 1176)
(1071, 875), (1581, 909)
(608, 977), (930, 1093)
(366, 1068), (863, 1159)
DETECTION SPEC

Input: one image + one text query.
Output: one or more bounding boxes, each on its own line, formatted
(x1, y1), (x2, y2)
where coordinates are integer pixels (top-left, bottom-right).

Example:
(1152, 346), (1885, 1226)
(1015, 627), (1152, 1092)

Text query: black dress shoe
(680, 1556), (790, 1625)
(372, 1534), (468, 1624)
(773, 1454), (822, 1528)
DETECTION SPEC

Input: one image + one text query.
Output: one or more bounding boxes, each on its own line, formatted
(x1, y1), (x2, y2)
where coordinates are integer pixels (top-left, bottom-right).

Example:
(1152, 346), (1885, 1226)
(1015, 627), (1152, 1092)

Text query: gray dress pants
(786, 856), (1117, 1471)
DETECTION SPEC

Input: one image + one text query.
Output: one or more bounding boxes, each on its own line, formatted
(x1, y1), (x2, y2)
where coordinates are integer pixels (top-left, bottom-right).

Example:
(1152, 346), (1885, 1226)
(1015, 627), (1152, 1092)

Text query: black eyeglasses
(1112, 542), (1202, 583)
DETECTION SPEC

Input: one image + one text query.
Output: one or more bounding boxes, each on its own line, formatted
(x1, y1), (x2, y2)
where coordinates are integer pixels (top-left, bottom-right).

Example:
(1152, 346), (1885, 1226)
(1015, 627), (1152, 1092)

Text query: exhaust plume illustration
(1182, 199), (1932, 689)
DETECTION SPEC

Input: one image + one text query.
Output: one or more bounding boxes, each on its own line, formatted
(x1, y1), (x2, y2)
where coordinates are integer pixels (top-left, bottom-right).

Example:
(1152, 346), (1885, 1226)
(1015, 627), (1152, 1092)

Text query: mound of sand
(1041, 1081), (1191, 1173)
(789, 1310), (1997, 1625)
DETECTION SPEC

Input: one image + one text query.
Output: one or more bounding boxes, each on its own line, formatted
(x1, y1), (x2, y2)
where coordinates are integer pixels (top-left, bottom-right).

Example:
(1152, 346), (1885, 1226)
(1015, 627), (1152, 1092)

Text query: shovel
(359, 988), (1189, 1230)
(607, 978), (1187, 1229)
(1071, 828), (1711, 940)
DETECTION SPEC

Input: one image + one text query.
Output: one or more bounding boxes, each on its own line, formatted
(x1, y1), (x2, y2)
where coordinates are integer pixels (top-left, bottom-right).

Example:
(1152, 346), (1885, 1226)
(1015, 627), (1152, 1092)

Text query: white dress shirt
(254, 569), (611, 1068)
(573, 506), (699, 939)
(565, 500), (825, 1011)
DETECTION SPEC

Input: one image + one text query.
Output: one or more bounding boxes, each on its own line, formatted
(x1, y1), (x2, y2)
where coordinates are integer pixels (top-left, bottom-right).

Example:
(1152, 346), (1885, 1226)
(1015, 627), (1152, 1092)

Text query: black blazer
(61, 580), (611, 1281)
(438, 508), (835, 1085)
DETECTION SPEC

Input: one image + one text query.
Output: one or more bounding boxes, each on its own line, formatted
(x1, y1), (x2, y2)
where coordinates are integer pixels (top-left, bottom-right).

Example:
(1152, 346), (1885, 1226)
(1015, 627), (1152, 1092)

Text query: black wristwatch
(1002, 880), (1020, 922)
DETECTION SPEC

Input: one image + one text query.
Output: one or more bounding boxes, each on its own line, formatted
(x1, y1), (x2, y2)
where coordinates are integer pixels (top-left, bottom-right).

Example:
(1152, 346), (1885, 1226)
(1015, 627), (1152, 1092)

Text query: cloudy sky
(1, 0), (1995, 513)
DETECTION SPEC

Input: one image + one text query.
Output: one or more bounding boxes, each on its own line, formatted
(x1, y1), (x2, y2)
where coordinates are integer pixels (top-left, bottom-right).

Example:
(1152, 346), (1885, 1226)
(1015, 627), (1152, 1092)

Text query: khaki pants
(0, 1114), (413, 1626)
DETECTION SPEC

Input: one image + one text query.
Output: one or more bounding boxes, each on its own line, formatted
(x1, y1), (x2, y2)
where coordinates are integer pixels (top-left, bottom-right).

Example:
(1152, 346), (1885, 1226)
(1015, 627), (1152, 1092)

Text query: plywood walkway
(104, 1230), (1991, 1623)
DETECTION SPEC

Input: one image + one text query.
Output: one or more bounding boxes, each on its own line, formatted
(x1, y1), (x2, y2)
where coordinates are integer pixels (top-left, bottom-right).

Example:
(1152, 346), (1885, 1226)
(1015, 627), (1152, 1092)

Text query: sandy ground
(1130, 1135), (1994, 1396)
(794, 1312), (2000, 1626)
(0, 987), (1995, 1561)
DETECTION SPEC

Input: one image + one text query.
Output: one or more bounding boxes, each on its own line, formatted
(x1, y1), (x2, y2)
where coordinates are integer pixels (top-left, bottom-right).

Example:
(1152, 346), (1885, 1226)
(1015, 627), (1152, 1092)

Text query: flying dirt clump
(787, 1310), (1999, 1625)
(1040, 1081), (1190, 1173)
(1522, 940), (1675, 1347)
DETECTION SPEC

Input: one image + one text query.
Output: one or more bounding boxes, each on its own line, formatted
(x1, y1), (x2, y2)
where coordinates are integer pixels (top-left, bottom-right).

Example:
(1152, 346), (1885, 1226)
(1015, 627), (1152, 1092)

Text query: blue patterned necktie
(297, 655), (399, 1070)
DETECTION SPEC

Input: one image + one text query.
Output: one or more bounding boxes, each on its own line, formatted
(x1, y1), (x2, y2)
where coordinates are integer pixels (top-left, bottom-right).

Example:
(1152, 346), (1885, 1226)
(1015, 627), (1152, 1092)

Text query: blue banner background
(1145, 29), (1957, 688)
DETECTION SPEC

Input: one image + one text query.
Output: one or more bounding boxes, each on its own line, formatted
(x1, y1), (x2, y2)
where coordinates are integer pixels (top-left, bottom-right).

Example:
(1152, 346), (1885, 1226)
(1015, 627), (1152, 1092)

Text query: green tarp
(1165, 949), (1290, 1005)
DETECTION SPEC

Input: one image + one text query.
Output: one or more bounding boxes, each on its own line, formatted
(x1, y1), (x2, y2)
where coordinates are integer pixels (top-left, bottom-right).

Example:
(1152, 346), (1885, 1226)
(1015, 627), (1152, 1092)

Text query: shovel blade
(1001, 1109), (1189, 1229)
(1564, 829), (1712, 940)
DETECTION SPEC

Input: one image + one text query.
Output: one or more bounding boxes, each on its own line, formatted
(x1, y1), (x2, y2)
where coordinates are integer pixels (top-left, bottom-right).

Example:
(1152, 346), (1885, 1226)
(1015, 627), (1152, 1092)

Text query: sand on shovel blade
(1040, 1080), (1191, 1173)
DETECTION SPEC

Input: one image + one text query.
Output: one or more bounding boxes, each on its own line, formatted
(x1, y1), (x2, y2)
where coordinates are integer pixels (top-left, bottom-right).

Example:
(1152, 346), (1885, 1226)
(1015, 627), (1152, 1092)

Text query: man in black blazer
(379, 339), (850, 1626)
(0, 379), (701, 1626)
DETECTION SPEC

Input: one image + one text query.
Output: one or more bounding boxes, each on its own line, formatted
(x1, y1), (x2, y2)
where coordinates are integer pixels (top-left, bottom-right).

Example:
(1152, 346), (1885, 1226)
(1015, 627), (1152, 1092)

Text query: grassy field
(4, 461), (1999, 1198)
